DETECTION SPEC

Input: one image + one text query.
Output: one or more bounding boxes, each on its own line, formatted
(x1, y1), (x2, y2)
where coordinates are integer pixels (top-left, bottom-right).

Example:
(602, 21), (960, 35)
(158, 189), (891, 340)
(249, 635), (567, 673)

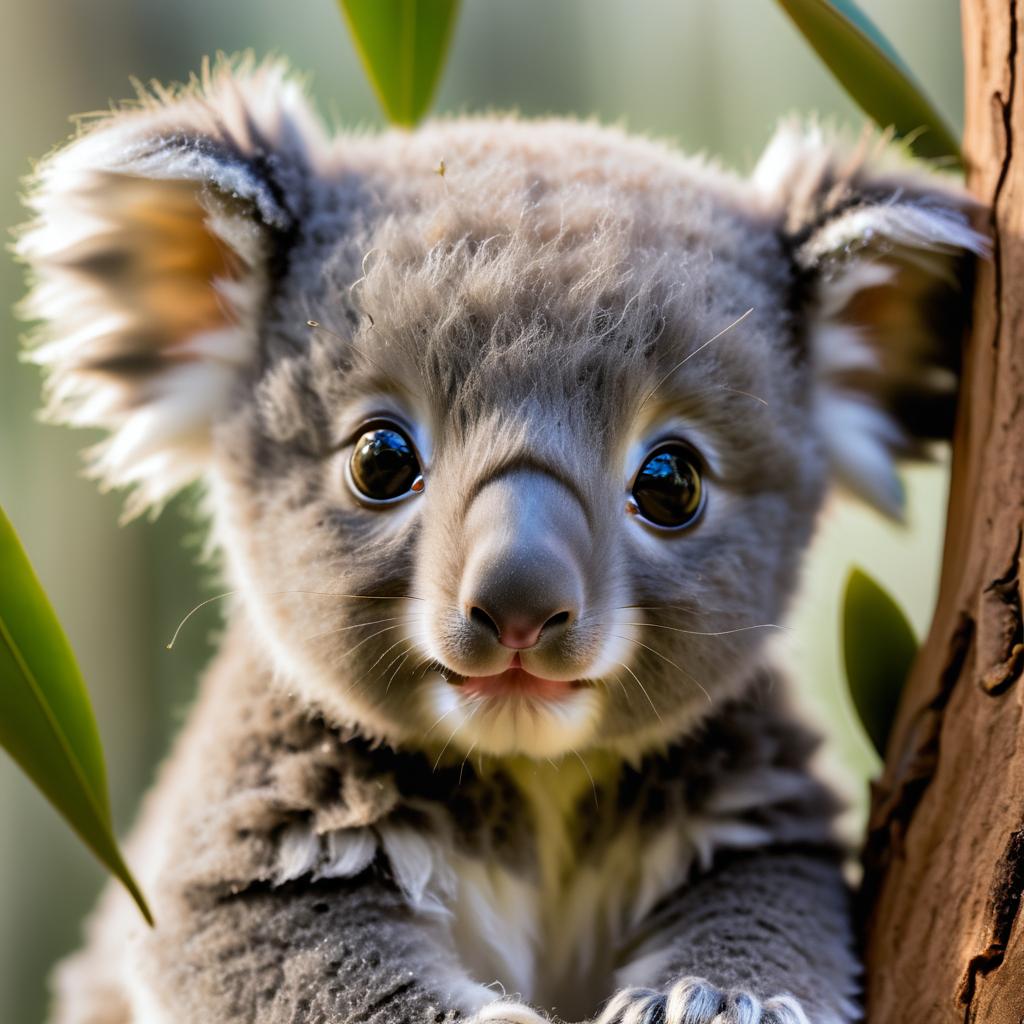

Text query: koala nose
(469, 603), (574, 650)
(460, 469), (588, 651)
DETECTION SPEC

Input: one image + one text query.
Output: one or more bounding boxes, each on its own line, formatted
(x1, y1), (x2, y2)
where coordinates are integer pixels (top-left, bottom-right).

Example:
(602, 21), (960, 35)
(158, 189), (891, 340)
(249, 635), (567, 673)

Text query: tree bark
(861, 3), (1024, 1021)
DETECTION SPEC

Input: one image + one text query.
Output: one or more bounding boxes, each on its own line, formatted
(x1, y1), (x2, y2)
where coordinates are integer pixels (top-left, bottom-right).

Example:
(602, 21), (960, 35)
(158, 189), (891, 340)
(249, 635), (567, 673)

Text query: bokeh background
(0, 2), (963, 1020)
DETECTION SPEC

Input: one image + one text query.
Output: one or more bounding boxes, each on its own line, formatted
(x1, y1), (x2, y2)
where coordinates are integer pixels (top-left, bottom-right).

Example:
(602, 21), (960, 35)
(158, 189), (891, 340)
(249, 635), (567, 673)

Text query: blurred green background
(0, 1), (962, 1020)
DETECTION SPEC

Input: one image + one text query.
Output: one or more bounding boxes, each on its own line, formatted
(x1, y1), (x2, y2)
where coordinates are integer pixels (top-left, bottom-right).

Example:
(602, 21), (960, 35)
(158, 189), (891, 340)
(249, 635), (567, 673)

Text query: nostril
(468, 602), (575, 649)
(542, 610), (572, 632)
(469, 605), (501, 638)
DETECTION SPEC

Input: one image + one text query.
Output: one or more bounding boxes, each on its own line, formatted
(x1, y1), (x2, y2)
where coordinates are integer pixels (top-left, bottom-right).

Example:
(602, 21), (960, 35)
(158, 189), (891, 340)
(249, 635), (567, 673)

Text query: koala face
(215, 167), (828, 758)
(19, 59), (985, 759)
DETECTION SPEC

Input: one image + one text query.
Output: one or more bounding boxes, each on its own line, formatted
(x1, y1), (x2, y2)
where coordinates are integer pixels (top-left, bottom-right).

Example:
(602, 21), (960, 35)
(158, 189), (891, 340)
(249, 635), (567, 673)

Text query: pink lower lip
(462, 667), (577, 701)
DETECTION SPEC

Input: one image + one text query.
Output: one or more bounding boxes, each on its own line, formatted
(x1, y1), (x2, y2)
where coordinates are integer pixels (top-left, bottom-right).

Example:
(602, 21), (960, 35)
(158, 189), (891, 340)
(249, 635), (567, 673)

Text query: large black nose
(468, 582), (575, 650)
(460, 469), (588, 650)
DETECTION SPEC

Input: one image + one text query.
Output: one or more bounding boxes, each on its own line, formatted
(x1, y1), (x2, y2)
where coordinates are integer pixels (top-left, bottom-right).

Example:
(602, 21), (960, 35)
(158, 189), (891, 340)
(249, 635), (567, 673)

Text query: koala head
(19, 59), (986, 760)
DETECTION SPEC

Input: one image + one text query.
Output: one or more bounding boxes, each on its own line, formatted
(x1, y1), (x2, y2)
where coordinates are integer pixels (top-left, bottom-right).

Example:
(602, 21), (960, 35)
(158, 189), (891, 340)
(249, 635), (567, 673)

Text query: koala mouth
(425, 655), (602, 757)
(454, 656), (590, 702)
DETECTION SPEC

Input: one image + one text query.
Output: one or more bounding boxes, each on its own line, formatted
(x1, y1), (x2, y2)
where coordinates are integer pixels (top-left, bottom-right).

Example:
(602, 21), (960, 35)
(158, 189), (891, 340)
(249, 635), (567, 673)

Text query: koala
(18, 57), (985, 1024)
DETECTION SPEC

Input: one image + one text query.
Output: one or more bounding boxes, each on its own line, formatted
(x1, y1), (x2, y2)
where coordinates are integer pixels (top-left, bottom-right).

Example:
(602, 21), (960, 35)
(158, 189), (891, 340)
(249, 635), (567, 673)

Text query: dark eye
(630, 443), (704, 529)
(347, 423), (423, 505)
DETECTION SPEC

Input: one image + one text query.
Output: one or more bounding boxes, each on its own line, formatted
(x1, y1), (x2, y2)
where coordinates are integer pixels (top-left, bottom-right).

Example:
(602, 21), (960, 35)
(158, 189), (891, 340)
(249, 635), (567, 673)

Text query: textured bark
(861, 3), (1024, 1022)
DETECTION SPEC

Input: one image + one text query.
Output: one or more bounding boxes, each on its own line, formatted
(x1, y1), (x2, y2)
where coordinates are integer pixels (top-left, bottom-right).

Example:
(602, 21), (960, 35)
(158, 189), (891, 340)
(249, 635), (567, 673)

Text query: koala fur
(18, 56), (986, 1024)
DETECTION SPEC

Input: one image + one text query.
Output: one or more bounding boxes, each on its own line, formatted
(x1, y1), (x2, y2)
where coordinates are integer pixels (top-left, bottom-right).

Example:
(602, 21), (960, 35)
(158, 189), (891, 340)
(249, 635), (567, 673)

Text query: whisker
(615, 660), (662, 722)
(638, 307), (753, 411)
(411, 656), (439, 679)
(572, 749), (599, 810)
(613, 635), (712, 705)
(618, 622), (789, 638)
(303, 615), (413, 644)
(459, 738), (479, 787)
(681, 381), (769, 412)
(166, 591), (236, 649)
(166, 589), (425, 650)
(384, 650), (415, 694)
(433, 702), (477, 771)
(335, 623), (407, 659)
(424, 700), (463, 741)
(606, 672), (635, 713)
(621, 604), (723, 616)
(325, 629), (420, 700)
(719, 384), (768, 407)
(355, 632), (423, 691)
(366, 631), (421, 673)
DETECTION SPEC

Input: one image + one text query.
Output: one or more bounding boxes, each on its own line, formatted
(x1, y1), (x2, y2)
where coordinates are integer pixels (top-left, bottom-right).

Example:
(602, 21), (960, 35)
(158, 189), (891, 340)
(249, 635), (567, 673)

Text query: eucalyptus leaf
(775, 0), (962, 162)
(842, 567), (918, 757)
(339, 0), (461, 126)
(0, 505), (152, 924)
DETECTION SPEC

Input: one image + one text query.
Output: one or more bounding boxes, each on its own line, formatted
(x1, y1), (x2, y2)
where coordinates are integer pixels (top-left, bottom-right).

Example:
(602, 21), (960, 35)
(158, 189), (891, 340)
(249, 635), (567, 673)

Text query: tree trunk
(861, 3), (1024, 1021)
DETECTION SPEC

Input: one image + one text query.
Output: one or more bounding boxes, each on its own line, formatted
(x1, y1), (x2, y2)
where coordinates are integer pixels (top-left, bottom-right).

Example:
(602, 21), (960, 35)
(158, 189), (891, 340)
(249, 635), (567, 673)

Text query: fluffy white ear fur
(17, 57), (326, 518)
(753, 121), (989, 516)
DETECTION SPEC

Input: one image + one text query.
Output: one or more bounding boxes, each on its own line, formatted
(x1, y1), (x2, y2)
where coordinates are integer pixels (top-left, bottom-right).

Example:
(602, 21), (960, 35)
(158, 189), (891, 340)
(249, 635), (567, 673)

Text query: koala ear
(17, 57), (328, 518)
(753, 122), (989, 517)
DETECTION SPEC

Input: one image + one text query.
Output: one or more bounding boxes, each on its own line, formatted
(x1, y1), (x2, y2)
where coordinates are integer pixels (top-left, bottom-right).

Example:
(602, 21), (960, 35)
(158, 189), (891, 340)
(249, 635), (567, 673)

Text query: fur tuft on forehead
(339, 215), (674, 420)
(16, 55), (327, 518)
(306, 127), (783, 457)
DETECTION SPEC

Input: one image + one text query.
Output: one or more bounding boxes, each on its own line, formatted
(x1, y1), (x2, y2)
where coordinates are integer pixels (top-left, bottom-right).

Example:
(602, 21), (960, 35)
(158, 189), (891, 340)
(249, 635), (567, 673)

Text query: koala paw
(472, 999), (549, 1024)
(595, 979), (811, 1024)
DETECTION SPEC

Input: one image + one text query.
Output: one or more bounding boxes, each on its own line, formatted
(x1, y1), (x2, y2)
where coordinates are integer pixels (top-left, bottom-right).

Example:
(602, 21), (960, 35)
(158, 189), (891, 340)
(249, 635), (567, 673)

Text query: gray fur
(17, 57), (986, 1024)
(52, 634), (849, 1024)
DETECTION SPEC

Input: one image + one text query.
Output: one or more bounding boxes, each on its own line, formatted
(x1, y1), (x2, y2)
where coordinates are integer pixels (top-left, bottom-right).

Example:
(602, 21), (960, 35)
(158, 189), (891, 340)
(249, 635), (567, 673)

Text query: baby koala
(19, 58), (984, 1024)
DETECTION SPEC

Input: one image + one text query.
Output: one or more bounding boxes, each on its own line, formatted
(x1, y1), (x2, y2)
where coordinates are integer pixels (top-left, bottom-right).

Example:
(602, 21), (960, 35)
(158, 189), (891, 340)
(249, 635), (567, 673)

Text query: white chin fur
(422, 673), (601, 758)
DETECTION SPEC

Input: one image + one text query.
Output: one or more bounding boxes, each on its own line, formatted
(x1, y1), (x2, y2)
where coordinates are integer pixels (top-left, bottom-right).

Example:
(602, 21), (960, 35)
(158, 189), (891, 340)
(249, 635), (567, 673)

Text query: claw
(473, 1000), (549, 1024)
(595, 981), (812, 1024)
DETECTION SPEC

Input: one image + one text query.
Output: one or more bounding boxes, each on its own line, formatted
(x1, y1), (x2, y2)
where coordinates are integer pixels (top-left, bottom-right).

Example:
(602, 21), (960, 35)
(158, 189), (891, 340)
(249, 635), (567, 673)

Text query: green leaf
(842, 568), (918, 757)
(339, 0), (461, 126)
(0, 505), (153, 925)
(775, 0), (962, 163)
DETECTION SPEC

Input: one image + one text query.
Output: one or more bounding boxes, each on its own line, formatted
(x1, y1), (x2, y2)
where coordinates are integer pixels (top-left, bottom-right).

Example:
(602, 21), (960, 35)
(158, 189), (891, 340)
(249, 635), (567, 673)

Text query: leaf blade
(0, 505), (152, 924)
(339, 0), (461, 126)
(775, 0), (962, 162)
(842, 567), (918, 757)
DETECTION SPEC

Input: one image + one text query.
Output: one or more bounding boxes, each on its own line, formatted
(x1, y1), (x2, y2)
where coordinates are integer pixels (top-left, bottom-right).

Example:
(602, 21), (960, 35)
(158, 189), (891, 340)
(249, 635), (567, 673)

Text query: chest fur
(440, 759), (705, 1016)
(257, 699), (836, 1019)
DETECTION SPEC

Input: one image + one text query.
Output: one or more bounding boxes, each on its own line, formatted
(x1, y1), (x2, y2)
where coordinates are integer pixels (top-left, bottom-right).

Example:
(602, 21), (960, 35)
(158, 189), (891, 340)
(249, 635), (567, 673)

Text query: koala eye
(629, 442), (704, 529)
(346, 422), (423, 505)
